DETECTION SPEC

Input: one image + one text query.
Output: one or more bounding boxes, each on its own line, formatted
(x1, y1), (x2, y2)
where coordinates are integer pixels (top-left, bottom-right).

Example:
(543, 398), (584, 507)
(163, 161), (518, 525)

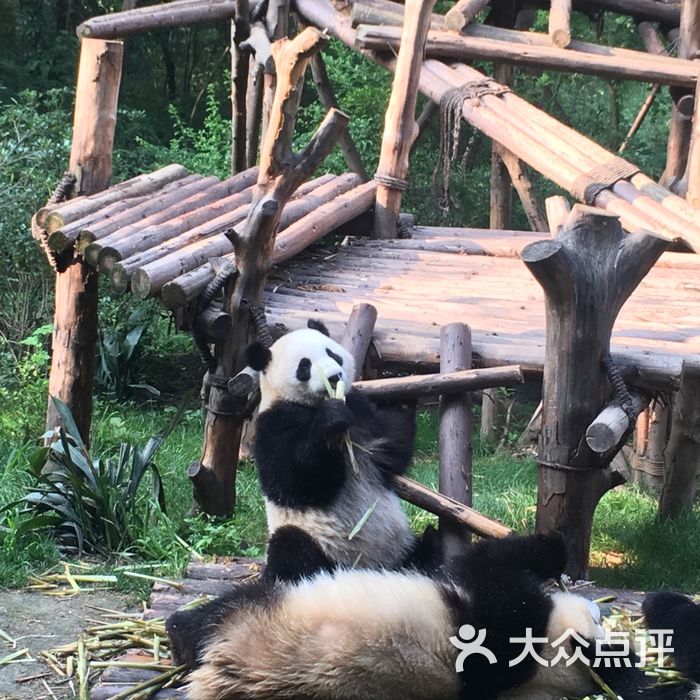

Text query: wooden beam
(545, 195), (571, 234)
(341, 303), (378, 381)
(499, 148), (548, 232)
(310, 53), (368, 179)
(438, 323), (473, 558)
(77, 0), (236, 38)
(661, 0), (700, 192)
(355, 24), (699, 88)
(445, 0), (491, 31)
(684, 65), (700, 207)
(46, 38), (123, 443)
(659, 363), (700, 518)
(549, 0), (572, 47)
(522, 205), (668, 578)
(373, 0), (436, 239)
(231, 0), (250, 174)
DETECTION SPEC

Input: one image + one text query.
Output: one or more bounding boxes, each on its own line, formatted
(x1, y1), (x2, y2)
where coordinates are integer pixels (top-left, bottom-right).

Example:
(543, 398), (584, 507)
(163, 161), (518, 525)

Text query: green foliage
(136, 86), (232, 179)
(4, 397), (179, 557)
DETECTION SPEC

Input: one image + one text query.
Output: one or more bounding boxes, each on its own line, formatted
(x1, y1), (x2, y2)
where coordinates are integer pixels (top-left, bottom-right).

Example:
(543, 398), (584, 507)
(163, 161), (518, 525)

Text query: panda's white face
(259, 328), (356, 411)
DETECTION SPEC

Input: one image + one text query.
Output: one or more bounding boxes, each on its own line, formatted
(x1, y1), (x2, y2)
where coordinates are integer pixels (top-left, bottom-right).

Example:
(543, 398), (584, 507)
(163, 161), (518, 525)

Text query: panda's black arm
(345, 390), (416, 475)
(255, 401), (351, 507)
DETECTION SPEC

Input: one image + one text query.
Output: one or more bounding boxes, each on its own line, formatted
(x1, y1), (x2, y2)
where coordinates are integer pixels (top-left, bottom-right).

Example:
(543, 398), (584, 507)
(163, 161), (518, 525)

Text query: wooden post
(310, 54), (368, 180)
(490, 65), (513, 231)
(661, 0), (700, 192)
(548, 0), (572, 47)
(341, 303), (378, 381)
(373, 0), (436, 239)
(499, 149), (548, 232)
(439, 323), (473, 559)
(480, 388), (502, 445)
(684, 75), (700, 207)
(193, 27), (348, 515)
(231, 0), (250, 174)
(631, 399), (669, 490)
(46, 38), (123, 443)
(545, 195), (571, 235)
(659, 364), (700, 518)
(521, 205), (668, 578)
(446, 0), (491, 31)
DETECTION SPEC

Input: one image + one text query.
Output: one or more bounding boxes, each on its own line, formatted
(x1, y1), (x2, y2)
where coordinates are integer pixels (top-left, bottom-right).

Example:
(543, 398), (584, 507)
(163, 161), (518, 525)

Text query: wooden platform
(88, 557), (646, 699)
(264, 225), (700, 391)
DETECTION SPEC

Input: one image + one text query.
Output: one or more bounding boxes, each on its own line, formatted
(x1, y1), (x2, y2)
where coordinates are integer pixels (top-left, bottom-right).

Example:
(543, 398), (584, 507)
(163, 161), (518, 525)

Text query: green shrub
(4, 398), (181, 557)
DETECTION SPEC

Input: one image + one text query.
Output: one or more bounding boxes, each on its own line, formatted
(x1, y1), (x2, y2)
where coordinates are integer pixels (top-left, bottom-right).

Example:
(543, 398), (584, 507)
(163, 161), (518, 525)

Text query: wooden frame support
(46, 38), (123, 443)
(192, 27), (349, 516)
(659, 363), (700, 519)
(548, 0), (572, 47)
(373, 0), (437, 239)
(446, 0), (491, 30)
(231, 0), (250, 173)
(521, 205), (668, 578)
(438, 323), (473, 559)
(631, 398), (669, 490)
(341, 303), (378, 380)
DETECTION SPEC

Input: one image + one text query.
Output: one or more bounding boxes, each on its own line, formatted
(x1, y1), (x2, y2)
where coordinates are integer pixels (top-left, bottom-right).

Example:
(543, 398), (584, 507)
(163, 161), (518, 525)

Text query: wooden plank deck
(264, 226), (700, 391)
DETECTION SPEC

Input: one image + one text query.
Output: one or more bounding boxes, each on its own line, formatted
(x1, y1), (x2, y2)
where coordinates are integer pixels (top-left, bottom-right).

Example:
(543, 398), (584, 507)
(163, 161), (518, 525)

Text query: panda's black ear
(246, 342), (272, 371)
(307, 319), (330, 337)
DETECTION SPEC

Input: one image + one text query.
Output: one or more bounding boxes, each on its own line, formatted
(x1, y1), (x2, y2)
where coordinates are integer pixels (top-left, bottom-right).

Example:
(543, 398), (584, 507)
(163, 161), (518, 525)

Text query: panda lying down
(169, 533), (700, 700)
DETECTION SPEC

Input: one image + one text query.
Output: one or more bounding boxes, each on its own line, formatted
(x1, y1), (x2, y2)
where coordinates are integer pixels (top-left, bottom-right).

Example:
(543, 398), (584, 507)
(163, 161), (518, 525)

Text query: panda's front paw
(317, 399), (352, 446)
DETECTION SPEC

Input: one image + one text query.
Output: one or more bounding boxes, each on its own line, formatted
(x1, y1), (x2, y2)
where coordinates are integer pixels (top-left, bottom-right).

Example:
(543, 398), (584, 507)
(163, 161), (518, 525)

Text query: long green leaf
(50, 396), (86, 448)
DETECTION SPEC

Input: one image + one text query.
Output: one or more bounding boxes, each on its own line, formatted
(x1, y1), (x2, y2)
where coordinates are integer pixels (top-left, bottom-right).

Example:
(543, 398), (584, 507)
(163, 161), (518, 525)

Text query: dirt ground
(0, 589), (130, 700)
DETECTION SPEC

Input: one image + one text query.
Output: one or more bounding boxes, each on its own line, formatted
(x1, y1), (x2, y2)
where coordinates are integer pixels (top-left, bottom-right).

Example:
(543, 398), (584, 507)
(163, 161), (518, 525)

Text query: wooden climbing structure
(34, 0), (700, 578)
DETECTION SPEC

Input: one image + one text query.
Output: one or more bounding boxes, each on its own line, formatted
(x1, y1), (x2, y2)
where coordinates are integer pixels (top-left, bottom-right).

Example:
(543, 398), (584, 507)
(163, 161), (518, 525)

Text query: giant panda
(178, 533), (700, 700)
(245, 318), (438, 583)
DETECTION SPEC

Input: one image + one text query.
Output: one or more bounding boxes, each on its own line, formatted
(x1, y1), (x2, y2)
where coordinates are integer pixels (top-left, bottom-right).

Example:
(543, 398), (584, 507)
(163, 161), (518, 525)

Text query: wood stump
(521, 205), (667, 578)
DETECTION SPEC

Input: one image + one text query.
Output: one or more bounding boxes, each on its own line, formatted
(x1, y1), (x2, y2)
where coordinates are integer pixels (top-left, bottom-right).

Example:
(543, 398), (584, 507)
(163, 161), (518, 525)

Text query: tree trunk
(46, 38), (123, 444)
(521, 205), (668, 578)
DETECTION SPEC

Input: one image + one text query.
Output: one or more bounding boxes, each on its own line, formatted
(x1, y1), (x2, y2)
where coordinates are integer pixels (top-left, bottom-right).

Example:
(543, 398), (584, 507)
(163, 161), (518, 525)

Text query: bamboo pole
(373, 0), (436, 239)
(46, 38), (123, 443)
(77, 0), (236, 38)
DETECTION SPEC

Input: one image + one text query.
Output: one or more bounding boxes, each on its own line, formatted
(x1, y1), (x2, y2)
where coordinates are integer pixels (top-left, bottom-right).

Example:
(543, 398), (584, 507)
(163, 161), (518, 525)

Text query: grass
(2, 394), (700, 594)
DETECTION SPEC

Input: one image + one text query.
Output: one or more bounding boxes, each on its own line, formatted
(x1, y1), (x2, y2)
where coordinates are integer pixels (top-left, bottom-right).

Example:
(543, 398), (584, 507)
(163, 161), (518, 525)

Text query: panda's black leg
(166, 577), (272, 668)
(402, 526), (443, 573)
(263, 526), (335, 584)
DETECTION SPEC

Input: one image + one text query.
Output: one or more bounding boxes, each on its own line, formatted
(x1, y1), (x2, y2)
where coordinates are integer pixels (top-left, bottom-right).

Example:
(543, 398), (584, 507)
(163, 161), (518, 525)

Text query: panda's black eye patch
(296, 357), (312, 382)
(326, 348), (343, 366)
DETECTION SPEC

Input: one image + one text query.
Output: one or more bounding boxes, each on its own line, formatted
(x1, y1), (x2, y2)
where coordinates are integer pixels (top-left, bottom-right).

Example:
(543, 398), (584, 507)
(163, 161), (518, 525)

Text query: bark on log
(549, 0), (572, 47)
(159, 180), (375, 308)
(373, 0), (436, 239)
(77, 0), (237, 39)
(439, 323), (473, 558)
(195, 26), (348, 515)
(46, 38), (123, 443)
(521, 204), (668, 578)
(353, 365), (523, 400)
(545, 195), (571, 234)
(341, 303), (378, 381)
(310, 53), (368, 179)
(127, 175), (361, 298)
(231, 0), (250, 174)
(392, 475), (512, 538)
(659, 363), (700, 518)
(245, 59), (264, 168)
(585, 393), (646, 454)
(194, 304), (233, 342)
(445, 0), (491, 31)
(81, 169), (257, 263)
(355, 24), (699, 88)
(41, 164), (188, 233)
